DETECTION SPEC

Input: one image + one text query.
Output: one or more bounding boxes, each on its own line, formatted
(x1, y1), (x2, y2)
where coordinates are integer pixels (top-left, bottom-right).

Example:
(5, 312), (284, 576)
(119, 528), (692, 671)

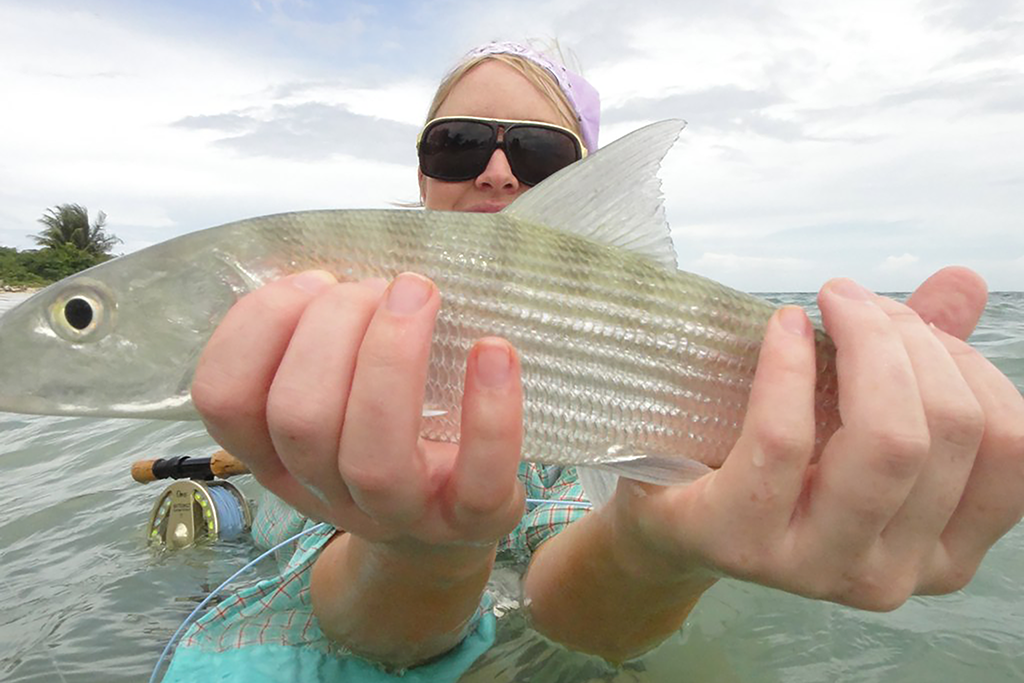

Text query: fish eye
(64, 297), (94, 331)
(46, 280), (116, 343)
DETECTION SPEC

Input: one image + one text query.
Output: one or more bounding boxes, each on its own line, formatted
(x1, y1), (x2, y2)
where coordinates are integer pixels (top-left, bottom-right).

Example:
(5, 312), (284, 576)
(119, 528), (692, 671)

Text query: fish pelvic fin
(595, 454), (712, 486)
(501, 119), (686, 270)
(576, 450), (712, 508)
(575, 466), (619, 509)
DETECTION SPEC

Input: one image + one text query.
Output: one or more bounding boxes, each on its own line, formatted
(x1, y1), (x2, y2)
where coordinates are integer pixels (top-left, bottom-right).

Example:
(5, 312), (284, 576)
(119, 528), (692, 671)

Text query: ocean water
(1, 290), (1022, 683)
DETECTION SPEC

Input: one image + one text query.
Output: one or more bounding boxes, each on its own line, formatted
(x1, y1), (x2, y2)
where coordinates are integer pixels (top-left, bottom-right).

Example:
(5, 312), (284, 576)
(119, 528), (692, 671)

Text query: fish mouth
(0, 392), (75, 418)
(0, 384), (116, 418)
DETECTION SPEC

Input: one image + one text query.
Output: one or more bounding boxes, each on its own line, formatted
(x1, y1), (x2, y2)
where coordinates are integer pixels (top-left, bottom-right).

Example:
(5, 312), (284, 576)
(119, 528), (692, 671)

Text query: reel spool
(146, 480), (252, 549)
(134, 451), (253, 549)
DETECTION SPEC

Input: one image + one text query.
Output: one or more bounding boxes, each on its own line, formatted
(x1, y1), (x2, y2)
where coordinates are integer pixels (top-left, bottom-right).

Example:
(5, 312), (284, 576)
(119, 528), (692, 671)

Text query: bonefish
(0, 121), (840, 497)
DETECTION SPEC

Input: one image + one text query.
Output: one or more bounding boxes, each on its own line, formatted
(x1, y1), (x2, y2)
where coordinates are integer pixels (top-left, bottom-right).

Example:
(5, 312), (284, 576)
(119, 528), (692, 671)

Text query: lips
(466, 202), (507, 213)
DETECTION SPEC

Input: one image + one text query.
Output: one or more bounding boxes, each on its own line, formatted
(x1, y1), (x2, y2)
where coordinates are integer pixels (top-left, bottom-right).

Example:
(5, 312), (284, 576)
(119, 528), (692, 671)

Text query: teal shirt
(163, 463), (588, 682)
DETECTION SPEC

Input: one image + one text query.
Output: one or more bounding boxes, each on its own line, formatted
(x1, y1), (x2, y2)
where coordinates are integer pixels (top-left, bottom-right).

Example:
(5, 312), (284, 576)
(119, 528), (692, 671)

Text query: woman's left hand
(610, 267), (1024, 609)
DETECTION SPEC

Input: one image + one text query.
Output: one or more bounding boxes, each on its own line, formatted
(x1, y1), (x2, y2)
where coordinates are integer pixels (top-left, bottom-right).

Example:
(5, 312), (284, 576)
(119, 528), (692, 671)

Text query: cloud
(879, 253), (921, 270)
(603, 86), (808, 141)
(174, 113), (257, 133)
(174, 103), (419, 164)
(263, 5), (373, 58)
(876, 69), (1024, 114)
(924, 0), (1023, 32)
(691, 252), (811, 272)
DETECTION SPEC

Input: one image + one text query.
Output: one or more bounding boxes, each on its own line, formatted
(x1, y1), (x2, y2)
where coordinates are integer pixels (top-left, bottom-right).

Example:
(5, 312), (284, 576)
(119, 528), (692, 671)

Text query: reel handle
(131, 450), (250, 483)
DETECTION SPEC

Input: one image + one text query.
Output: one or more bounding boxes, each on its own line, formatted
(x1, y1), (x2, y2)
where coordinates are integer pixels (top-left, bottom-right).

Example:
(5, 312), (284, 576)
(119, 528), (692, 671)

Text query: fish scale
(249, 208), (838, 473)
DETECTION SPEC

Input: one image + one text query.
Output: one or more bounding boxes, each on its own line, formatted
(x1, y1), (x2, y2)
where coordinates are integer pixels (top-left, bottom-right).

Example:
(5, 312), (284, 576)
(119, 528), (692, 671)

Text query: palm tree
(34, 204), (120, 256)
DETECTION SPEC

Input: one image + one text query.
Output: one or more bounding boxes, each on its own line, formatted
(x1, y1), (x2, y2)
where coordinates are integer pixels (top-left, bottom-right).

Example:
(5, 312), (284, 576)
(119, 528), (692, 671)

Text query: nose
(474, 147), (520, 194)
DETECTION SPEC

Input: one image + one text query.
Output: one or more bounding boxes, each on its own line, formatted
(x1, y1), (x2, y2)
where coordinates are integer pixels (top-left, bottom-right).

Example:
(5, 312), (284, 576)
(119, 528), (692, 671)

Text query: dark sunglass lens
(419, 121), (495, 181)
(505, 127), (581, 185)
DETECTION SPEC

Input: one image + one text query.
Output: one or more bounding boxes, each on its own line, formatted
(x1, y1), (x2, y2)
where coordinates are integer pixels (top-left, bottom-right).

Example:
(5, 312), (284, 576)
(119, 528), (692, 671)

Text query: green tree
(20, 243), (107, 282)
(0, 246), (42, 286)
(34, 203), (120, 256)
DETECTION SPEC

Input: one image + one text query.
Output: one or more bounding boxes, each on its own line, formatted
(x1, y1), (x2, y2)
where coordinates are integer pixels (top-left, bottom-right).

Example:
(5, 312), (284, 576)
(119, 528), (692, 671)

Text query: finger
(338, 273), (440, 523)
(267, 279), (387, 517)
(801, 279), (930, 555)
(710, 306), (817, 534)
(869, 297), (984, 556)
(905, 266), (988, 341)
(191, 271), (337, 520)
(447, 338), (526, 534)
(931, 330), (1024, 580)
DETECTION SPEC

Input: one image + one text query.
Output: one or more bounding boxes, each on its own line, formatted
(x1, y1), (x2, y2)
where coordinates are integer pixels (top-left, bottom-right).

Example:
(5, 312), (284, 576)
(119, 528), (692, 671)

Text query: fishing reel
(132, 450), (253, 549)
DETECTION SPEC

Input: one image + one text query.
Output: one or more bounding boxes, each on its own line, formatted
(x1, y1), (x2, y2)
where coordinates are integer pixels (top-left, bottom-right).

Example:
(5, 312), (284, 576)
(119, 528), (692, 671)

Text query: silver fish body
(0, 121), (840, 483)
(0, 208), (839, 475)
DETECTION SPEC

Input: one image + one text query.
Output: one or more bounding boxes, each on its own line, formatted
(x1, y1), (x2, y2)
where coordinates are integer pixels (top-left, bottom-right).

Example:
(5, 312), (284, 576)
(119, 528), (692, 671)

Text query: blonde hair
(425, 52), (582, 138)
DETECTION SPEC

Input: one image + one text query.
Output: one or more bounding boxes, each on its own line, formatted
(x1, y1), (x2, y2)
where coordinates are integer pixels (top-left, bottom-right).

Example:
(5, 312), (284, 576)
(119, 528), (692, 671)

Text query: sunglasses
(417, 116), (587, 186)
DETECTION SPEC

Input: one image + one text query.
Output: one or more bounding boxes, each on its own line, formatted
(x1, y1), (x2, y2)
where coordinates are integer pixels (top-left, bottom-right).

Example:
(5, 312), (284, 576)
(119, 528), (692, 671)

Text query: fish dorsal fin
(502, 119), (686, 270)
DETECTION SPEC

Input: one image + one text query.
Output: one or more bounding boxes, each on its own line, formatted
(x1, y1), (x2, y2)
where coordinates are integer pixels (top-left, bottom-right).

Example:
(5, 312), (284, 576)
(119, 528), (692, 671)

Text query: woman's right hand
(191, 271), (525, 550)
(522, 268), (1023, 663)
(607, 272), (1023, 610)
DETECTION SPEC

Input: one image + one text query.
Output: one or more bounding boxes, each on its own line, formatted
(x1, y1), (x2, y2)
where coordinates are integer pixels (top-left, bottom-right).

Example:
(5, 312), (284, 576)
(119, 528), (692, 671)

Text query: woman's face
(419, 60), (570, 213)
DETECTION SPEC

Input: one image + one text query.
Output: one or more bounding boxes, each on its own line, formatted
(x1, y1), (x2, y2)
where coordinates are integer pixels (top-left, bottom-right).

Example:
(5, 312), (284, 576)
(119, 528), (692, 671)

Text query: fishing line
(149, 499), (591, 682)
(206, 485), (246, 540)
(525, 498), (592, 509)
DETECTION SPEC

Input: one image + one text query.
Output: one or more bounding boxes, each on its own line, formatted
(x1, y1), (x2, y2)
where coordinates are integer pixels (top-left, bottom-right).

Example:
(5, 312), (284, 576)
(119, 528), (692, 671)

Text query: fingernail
(829, 278), (872, 300)
(778, 306), (810, 336)
(292, 270), (336, 293)
(386, 273), (432, 314)
(476, 340), (512, 388)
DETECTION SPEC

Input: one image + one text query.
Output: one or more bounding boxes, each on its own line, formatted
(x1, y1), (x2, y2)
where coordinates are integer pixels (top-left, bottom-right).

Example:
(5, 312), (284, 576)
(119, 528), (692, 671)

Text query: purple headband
(462, 41), (601, 152)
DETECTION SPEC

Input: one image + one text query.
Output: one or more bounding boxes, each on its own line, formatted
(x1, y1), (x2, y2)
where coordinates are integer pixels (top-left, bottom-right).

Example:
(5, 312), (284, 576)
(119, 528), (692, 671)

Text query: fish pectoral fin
(594, 450), (713, 487)
(575, 466), (619, 509)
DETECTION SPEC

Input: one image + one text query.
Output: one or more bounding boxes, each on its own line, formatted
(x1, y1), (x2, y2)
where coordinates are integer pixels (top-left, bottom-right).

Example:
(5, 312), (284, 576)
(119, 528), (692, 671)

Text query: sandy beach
(0, 289), (36, 315)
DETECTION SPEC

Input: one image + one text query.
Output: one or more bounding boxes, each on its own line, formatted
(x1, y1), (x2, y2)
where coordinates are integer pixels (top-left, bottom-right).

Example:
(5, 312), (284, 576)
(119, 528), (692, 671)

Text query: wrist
(523, 496), (718, 663)
(312, 533), (493, 668)
(605, 494), (718, 590)
(355, 534), (498, 587)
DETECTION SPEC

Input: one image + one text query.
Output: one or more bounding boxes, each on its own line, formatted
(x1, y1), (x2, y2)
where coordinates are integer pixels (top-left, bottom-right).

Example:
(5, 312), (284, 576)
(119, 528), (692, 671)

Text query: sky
(0, 0), (1021, 292)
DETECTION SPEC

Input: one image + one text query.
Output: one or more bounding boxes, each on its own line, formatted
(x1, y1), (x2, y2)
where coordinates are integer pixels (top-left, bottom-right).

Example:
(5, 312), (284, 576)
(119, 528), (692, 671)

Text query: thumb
(904, 266), (987, 341)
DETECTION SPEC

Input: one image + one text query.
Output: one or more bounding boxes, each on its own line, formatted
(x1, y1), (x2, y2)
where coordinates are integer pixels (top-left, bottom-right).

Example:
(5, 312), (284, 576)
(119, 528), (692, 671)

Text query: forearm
(310, 532), (495, 668)
(523, 505), (717, 663)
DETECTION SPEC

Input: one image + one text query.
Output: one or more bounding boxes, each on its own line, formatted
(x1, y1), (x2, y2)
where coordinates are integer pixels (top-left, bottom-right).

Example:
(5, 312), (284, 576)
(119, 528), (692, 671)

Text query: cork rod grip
(130, 451), (250, 483)
(131, 460), (159, 483)
(210, 450), (250, 478)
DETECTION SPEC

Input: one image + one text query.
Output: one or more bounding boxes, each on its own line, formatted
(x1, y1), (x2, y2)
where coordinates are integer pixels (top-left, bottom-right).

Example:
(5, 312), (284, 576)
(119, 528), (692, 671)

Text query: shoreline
(0, 289), (38, 315)
(0, 285), (42, 294)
